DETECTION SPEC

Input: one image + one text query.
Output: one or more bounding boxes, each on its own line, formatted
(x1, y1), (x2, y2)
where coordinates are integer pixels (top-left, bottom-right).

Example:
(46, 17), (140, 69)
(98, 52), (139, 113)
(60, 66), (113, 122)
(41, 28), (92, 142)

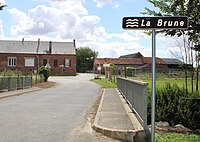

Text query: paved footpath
(0, 74), (102, 142)
(93, 88), (146, 142)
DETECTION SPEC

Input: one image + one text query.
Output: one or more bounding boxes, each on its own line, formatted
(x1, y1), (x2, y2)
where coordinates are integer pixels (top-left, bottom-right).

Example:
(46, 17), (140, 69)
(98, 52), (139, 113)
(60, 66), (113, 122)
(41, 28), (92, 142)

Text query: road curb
(0, 87), (42, 99)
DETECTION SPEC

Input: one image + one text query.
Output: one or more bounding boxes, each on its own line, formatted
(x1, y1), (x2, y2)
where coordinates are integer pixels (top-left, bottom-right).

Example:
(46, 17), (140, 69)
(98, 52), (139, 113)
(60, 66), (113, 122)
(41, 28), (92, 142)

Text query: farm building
(94, 52), (184, 75)
(0, 39), (77, 75)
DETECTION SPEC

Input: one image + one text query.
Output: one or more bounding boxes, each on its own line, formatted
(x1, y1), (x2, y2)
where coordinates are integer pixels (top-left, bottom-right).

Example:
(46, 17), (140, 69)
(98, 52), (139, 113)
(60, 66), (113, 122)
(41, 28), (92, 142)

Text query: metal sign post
(151, 30), (156, 142)
(122, 16), (188, 142)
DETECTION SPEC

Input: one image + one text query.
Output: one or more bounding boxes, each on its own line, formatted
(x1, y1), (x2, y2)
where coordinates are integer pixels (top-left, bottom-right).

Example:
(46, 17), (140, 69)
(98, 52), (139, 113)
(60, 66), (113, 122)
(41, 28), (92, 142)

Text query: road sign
(122, 16), (188, 142)
(97, 66), (101, 71)
(103, 64), (110, 67)
(122, 16), (188, 30)
(45, 63), (51, 69)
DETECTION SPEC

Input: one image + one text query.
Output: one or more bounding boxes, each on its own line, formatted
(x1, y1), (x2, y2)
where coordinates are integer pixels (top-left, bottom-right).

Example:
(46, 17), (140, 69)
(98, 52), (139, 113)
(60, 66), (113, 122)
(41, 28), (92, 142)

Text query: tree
(76, 47), (98, 73)
(142, 0), (200, 92)
(0, 3), (6, 10)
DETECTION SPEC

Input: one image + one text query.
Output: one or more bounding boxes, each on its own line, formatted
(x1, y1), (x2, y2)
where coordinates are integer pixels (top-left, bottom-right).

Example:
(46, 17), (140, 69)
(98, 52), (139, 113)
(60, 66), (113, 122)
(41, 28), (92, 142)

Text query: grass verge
(34, 81), (56, 89)
(91, 78), (117, 88)
(156, 133), (200, 142)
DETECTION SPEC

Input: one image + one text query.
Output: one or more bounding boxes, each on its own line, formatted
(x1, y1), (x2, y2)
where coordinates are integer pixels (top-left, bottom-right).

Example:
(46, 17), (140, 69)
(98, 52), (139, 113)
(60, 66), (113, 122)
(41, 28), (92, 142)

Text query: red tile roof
(142, 57), (166, 64)
(94, 58), (144, 65)
(95, 57), (166, 66)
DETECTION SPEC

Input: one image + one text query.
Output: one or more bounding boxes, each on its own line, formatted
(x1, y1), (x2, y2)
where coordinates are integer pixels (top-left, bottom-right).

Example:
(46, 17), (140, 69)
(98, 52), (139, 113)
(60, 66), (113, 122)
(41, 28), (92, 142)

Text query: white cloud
(7, 8), (27, 25)
(77, 40), (149, 58)
(6, 3), (182, 59)
(0, 0), (6, 5)
(49, 0), (84, 2)
(35, 0), (85, 2)
(94, 0), (112, 8)
(94, 27), (111, 40)
(112, 1), (119, 9)
(111, 32), (137, 41)
(111, 31), (150, 41)
(6, 3), (154, 58)
(4, 0), (183, 59)
(7, 2), (101, 41)
(7, 8), (29, 35)
(48, 1), (88, 15)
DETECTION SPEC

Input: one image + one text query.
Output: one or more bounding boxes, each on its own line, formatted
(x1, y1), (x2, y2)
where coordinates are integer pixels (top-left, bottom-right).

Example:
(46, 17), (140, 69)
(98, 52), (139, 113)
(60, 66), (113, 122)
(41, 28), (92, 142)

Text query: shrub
(148, 83), (200, 130)
(178, 93), (200, 130)
(38, 66), (49, 82)
(32, 74), (45, 85)
(156, 83), (184, 126)
(0, 70), (24, 76)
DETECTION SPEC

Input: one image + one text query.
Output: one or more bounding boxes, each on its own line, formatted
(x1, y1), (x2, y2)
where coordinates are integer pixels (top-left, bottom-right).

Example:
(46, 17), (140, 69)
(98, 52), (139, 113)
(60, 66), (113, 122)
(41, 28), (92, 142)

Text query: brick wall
(0, 53), (76, 75)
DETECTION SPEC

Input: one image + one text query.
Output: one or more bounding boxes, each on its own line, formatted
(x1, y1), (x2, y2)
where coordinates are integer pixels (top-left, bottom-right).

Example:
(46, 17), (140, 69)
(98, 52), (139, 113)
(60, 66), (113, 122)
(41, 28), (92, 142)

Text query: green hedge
(0, 70), (24, 76)
(38, 66), (49, 82)
(147, 83), (200, 130)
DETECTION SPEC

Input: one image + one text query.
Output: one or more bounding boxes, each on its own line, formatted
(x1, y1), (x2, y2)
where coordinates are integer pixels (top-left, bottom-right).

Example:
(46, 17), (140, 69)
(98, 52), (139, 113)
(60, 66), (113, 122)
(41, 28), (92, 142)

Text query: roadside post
(103, 63), (110, 79)
(122, 16), (188, 142)
(97, 66), (101, 77)
(60, 64), (64, 75)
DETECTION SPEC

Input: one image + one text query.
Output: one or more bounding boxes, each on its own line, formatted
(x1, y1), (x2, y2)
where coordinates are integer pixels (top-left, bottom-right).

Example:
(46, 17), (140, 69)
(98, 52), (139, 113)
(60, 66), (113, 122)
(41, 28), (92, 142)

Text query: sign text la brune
(122, 16), (188, 30)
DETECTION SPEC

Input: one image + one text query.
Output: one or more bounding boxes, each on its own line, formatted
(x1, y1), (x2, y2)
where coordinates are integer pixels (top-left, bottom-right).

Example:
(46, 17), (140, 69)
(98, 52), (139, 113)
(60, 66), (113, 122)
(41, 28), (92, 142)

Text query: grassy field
(143, 78), (199, 94)
(92, 74), (199, 93)
(156, 133), (200, 142)
(127, 73), (199, 93)
(144, 78), (187, 89)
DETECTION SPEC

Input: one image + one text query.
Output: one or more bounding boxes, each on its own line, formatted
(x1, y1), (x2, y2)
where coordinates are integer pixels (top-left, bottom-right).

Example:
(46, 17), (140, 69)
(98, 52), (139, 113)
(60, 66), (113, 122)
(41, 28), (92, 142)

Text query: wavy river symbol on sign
(126, 19), (139, 27)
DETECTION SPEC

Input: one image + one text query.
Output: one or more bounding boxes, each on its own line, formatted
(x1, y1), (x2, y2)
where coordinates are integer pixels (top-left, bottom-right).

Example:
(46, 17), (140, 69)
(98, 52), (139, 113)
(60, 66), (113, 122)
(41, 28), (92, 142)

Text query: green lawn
(144, 78), (185, 89)
(143, 78), (199, 93)
(91, 77), (117, 88)
(156, 133), (200, 142)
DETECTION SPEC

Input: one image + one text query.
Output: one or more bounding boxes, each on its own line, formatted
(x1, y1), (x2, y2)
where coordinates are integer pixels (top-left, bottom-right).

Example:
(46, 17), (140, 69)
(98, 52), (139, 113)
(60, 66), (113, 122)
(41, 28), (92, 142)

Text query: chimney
(22, 38), (24, 45)
(49, 41), (52, 54)
(73, 39), (76, 48)
(36, 38), (40, 53)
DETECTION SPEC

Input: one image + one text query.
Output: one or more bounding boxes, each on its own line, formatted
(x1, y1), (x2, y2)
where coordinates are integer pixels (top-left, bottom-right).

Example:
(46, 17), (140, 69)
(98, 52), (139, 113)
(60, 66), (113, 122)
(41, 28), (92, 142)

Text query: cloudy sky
(0, 0), (183, 58)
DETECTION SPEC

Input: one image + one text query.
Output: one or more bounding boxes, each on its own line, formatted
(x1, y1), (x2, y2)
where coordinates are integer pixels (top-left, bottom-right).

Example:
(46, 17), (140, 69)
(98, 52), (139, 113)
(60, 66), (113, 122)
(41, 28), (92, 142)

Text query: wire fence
(0, 74), (44, 93)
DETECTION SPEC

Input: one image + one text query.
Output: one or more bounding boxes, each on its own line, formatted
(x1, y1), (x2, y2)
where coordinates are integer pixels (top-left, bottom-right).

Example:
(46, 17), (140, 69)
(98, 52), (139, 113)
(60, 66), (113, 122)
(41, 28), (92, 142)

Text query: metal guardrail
(117, 77), (148, 129)
(0, 76), (32, 92)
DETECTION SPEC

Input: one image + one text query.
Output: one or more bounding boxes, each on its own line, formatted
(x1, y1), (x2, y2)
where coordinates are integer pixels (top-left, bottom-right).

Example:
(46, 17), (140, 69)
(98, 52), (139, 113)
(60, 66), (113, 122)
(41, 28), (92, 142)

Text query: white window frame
(65, 59), (71, 68)
(8, 57), (17, 66)
(25, 57), (35, 67)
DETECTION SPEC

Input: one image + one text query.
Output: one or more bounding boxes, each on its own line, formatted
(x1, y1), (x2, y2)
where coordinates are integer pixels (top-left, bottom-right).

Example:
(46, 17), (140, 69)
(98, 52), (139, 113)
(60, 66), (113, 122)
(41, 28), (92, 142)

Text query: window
(43, 59), (47, 66)
(8, 57), (17, 66)
(65, 59), (71, 67)
(54, 59), (58, 67)
(25, 58), (35, 67)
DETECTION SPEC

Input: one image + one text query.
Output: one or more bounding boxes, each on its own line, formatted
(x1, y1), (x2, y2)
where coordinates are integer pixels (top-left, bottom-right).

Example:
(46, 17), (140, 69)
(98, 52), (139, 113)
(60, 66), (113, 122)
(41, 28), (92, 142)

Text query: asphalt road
(0, 74), (102, 142)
